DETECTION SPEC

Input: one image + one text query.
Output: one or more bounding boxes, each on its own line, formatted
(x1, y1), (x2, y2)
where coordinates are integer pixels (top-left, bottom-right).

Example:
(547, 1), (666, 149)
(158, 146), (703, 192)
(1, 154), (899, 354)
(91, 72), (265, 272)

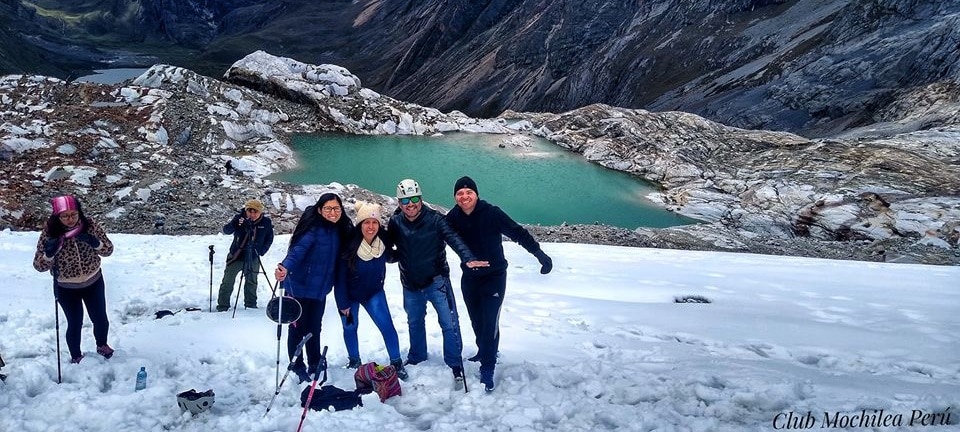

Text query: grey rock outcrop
(516, 104), (960, 248)
(2, 52), (957, 265)
(221, 51), (514, 135)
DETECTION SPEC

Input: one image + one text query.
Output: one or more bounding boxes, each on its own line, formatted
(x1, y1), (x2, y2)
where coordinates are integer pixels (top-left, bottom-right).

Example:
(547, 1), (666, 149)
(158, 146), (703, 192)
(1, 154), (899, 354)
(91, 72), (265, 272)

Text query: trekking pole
(296, 346), (328, 432)
(258, 256), (277, 298)
(232, 242), (255, 318)
(442, 278), (468, 393)
(231, 266), (243, 319)
(274, 281), (285, 388)
(54, 296), (62, 384)
(264, 332), (312, 417)
(208, 245), (215, 313)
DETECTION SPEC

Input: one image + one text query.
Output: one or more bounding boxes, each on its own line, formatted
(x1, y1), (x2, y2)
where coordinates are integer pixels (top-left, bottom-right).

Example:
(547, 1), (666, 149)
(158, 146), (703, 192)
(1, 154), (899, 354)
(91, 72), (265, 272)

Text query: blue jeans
(403, 276), (463, 369)
(340, 290), (402, 362)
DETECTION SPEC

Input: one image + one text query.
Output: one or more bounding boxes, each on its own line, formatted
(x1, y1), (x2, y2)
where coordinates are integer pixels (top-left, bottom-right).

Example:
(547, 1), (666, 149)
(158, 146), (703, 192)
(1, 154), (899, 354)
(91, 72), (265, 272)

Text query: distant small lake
(75, 68), (148, 84)
(270, 133), (696, 229)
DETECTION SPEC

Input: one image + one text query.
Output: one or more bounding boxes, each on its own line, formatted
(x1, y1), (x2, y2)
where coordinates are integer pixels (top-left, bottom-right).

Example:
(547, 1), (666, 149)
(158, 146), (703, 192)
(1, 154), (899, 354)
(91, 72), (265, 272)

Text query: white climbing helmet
(396, 179), (421, 199)
(177, 389), (215, 415)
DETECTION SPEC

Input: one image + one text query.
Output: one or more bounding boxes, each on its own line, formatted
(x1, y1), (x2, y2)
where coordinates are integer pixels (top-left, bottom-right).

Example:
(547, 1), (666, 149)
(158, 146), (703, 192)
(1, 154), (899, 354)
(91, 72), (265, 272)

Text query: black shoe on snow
(467, 351), (498, 363)
(390, 359), (408, 381)
(290, 363), (310, 383)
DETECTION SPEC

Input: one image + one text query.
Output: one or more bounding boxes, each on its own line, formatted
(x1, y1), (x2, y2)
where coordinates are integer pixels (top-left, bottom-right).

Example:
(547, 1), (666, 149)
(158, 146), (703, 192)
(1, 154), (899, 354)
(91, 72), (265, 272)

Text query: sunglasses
(246, 208), (261, 213)
(399, 196), (422, 205)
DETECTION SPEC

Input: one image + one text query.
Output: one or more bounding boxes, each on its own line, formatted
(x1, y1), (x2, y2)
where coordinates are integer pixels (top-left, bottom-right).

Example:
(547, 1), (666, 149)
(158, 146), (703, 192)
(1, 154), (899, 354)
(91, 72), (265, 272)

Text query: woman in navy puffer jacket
(275, 193), (352, 382)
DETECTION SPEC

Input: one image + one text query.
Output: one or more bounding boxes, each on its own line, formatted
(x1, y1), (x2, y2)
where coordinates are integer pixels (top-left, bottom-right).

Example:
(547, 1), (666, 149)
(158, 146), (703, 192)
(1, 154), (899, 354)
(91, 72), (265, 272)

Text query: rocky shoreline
(1, 52), (957, 265)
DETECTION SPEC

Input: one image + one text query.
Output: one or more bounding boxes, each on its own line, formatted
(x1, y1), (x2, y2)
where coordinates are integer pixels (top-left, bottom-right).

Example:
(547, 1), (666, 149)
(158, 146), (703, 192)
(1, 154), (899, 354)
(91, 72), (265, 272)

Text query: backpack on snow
(300, 385), (363, 412)
(354, 362), (401, 402)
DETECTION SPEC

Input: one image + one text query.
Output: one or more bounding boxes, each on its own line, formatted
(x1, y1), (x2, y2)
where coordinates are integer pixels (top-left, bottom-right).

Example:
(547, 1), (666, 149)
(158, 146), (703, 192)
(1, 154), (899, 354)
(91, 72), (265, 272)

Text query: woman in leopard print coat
(33, 195), (115, 364)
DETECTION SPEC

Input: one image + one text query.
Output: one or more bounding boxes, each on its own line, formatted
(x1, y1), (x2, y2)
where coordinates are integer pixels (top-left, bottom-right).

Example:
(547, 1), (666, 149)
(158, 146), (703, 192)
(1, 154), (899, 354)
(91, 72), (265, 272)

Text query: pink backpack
(354, 362), (401, 402)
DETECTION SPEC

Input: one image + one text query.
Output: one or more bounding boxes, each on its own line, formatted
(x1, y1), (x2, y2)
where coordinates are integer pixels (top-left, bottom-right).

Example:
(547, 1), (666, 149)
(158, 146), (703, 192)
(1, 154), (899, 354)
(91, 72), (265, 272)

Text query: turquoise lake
(270, 133), (697, 229)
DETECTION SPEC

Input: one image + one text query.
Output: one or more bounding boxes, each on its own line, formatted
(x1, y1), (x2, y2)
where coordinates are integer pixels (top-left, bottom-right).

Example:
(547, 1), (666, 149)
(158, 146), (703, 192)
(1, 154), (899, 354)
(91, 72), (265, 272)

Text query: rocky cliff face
(2, 0), (957, 137)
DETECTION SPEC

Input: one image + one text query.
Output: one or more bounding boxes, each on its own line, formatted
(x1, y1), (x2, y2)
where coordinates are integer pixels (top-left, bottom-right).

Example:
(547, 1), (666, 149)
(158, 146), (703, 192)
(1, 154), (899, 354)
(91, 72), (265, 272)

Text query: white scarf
(357, 236), (384, 261)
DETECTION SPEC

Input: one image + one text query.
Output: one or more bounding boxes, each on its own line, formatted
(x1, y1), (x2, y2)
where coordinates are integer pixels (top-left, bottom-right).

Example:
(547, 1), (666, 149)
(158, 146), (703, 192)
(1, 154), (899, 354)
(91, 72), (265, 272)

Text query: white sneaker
(452, 367), (465, 391)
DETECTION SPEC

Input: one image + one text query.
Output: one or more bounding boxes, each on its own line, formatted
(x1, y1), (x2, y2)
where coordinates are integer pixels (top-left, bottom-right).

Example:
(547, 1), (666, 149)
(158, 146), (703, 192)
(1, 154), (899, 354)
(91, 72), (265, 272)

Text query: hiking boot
(467, 351), (499, 363)
(245, 304), (258, 309)
(345, 357), (362, 369)
(452, 367), (464, 391)
(216, 306), (229, 312)
(480, 368), (495, 393)
(289, 363), (310, 384)
(307, 363), (323, 379)
(70, 354), (84, 364)
(390, 359), (408, 381)
(404, 357), (424, 366)
(96, 344), (114, 359)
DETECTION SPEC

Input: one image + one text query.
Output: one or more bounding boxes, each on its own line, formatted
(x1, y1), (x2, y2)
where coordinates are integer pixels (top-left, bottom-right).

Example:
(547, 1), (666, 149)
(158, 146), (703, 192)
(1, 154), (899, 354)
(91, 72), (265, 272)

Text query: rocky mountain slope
(2, 0), (957, 137)
(2, 52), (957, 265)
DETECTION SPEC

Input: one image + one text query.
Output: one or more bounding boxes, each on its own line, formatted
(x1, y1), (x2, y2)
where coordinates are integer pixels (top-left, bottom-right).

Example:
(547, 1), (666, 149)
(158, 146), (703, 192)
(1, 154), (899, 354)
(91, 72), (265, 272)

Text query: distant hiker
(275, 193), (352, 383)
(334, 201), (408, 379)
(385, 179), (488, 388)
(153, 214), (166, 234)
(32, 195), (115, 364)
(224, 160), (234, 175)
(216, 199), (274, 311)
(446, 176), (553, 392)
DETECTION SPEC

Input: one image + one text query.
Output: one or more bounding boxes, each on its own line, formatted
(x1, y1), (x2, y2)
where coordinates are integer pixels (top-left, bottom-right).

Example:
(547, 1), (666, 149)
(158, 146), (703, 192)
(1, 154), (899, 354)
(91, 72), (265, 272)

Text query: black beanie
(453, 176), (478, 196)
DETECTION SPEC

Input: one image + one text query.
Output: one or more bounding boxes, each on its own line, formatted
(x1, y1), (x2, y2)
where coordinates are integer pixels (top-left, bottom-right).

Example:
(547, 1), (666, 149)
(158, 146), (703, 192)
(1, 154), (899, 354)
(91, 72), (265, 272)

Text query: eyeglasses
(58, 211), (79, 220)
(399, 196), (422, 205)
(321, 206), (342, 213)
(246, 208), (260, 213)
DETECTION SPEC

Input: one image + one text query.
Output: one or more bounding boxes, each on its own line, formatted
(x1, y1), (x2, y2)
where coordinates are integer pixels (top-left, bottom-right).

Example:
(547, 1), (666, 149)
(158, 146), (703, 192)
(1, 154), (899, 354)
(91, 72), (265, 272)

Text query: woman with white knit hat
(334, 201), (408, 380)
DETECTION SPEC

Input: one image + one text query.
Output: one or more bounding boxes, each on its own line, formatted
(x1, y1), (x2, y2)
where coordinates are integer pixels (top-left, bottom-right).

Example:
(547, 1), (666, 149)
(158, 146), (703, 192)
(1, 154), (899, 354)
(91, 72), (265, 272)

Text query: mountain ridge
(2, 0), (957, 137)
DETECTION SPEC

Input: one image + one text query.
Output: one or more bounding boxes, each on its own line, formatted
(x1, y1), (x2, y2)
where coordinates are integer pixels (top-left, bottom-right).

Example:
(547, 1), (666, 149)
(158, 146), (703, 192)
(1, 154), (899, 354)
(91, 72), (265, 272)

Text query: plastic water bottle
(135, 367), (147, 391)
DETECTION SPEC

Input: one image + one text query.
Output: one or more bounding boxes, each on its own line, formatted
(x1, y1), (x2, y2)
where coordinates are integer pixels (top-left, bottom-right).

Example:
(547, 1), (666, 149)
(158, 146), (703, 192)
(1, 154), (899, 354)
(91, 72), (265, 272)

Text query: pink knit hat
(50, 195), (78, 215)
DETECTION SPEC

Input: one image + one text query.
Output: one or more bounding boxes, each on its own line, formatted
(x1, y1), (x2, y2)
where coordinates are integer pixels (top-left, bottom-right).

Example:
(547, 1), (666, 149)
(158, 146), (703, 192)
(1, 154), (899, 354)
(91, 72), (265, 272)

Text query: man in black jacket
(387, 179), (487, 388)
(446, 176), (552, 392)
(215, 198), (274, 311)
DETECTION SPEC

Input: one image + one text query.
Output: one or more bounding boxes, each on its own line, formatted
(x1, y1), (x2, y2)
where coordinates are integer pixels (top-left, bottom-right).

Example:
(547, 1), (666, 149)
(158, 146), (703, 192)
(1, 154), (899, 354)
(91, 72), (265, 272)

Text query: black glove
(43, 237), (61, 257)
(533, 250), (553, 275)
(77, 232), (101, 249)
